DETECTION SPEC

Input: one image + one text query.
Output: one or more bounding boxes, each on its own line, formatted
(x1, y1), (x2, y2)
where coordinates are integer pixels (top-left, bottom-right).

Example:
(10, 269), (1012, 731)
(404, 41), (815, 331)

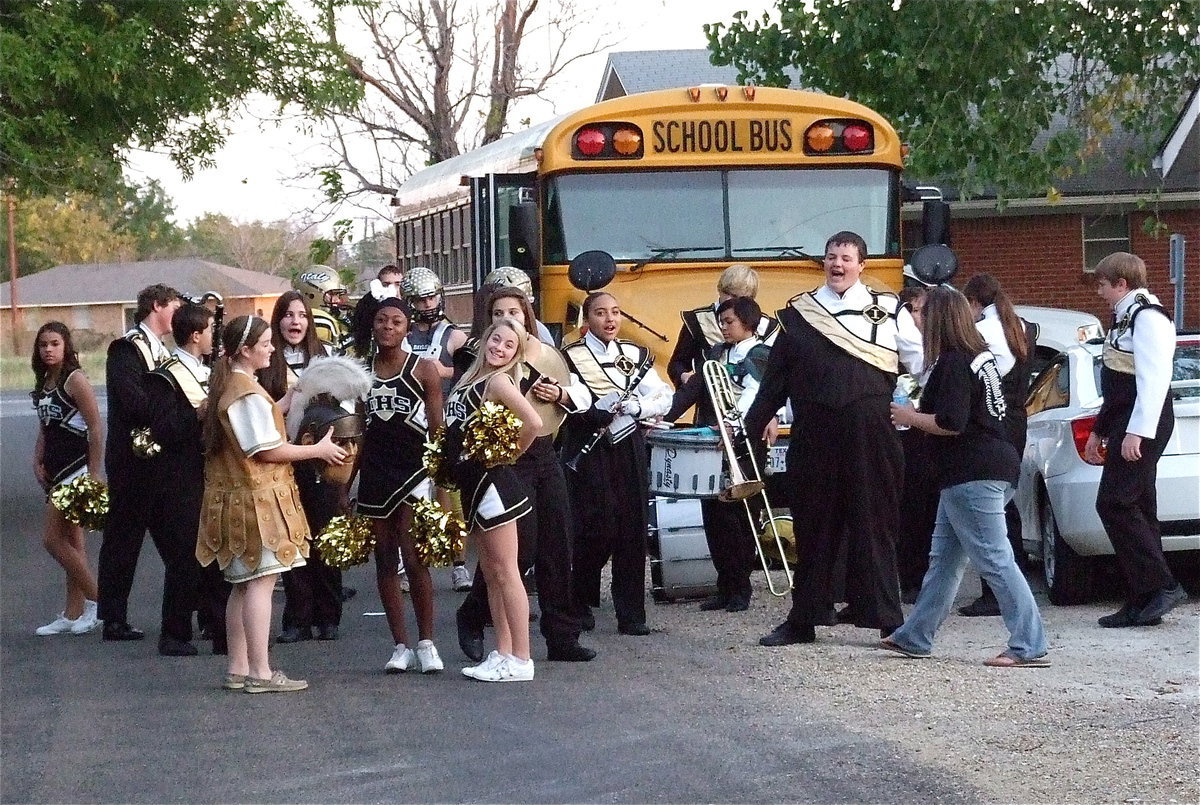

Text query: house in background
(596, 51), (1199, 328)
(0, 258), (292, 355)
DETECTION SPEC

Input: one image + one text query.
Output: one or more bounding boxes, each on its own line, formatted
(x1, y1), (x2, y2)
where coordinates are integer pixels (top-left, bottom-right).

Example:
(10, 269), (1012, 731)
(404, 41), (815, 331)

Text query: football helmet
(483, 266), (534, 301)
(401, 266), (444, 324)
(297, 266), (350, 312)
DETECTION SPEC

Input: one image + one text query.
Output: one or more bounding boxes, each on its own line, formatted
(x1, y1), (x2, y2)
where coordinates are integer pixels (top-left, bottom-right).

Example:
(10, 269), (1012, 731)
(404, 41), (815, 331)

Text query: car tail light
(1071, 415), (1104, 461)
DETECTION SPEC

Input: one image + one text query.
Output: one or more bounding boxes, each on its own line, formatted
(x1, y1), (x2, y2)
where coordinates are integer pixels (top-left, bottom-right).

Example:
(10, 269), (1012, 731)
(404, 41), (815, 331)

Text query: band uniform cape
(196, 371), (310, 572)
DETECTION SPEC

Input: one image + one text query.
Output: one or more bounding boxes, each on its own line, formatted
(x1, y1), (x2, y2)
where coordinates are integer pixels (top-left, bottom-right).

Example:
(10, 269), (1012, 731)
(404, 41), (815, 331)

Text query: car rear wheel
(1041, 493), (1094, 605)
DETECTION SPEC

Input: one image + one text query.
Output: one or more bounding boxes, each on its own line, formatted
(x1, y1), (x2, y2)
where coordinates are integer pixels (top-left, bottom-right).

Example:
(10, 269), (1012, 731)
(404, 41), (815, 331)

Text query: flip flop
(878, 638), (931, 659)
(984, 651), (1050, 668)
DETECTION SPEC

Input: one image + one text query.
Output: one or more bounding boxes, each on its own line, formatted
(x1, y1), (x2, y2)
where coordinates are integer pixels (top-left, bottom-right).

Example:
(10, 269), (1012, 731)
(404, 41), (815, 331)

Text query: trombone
(701, 360), (794, 596)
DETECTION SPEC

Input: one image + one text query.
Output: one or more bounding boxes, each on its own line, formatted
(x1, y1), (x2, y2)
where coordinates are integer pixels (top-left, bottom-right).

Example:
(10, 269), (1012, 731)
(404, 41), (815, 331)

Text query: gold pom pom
(463, 401), (522, 467)
(313, 515), (376, 569)
(410, 497), (467, 568)
(49, 474), (109, 531)
(422, 425), (456, 490)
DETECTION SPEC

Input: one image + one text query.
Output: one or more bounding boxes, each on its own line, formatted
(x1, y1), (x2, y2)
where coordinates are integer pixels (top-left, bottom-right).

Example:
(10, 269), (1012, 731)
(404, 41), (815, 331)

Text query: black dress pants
(1096, 422), (1176, 600)
(568, 433), (650, 628)
(281, 465), (343, 629)
(98, 476), (199, 641)
(700, 497), (758, 600)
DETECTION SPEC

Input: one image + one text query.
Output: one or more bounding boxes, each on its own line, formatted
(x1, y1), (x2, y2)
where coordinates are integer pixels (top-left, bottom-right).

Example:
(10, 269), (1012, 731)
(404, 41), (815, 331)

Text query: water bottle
(892, 385), (911, 431)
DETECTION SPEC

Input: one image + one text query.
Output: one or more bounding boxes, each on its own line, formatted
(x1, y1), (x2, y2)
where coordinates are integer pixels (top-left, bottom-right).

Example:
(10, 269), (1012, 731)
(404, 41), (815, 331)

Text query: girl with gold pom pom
(445, 318), (542, 682)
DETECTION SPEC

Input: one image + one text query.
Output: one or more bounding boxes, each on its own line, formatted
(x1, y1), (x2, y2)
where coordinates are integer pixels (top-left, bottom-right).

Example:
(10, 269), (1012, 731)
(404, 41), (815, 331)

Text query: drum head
(907, 243), (959, 285)
(568, 250), (617, 291)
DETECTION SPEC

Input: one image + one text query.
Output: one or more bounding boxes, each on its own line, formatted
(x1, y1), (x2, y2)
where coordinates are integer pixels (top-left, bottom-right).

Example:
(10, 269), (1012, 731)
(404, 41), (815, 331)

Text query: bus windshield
(543, 167), (897, 263)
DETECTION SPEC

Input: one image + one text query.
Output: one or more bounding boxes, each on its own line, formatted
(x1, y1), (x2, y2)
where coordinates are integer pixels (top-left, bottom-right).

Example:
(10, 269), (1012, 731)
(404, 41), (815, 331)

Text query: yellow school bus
(393, 85), (940, 362)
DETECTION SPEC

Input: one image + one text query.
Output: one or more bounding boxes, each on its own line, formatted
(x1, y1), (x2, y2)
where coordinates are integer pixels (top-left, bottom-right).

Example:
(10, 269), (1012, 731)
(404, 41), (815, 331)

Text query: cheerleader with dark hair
(358, 297), (447, 674)
(31, 321), (103, 636)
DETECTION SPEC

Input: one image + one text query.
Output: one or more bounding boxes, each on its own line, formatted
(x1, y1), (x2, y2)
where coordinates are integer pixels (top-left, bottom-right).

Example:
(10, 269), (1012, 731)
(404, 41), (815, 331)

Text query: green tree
(0, 194), (138, 282)
(706, 0), (1200, 201)
(184, 213), (318, 277)
(0, 0), (357, 197)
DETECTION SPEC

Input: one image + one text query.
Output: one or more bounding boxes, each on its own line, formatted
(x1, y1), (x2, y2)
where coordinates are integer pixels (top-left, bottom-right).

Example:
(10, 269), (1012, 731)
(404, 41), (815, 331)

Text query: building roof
(0, 258), (291, 308)
(596, 49), (802, 102)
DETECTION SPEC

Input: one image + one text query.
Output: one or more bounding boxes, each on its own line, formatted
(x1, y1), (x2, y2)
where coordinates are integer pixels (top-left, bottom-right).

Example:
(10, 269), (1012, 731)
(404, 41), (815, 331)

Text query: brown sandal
(984, 651), (1050, 668)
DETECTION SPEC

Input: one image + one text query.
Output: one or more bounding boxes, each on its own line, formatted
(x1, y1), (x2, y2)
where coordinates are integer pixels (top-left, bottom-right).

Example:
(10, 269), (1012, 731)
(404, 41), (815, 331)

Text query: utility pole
(5, 178), (21, 355)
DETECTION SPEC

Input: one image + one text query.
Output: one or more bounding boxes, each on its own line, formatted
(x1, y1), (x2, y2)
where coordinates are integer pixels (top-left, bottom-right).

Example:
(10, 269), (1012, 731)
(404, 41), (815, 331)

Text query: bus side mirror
(508, 203), (539, 272)
(922, 199), (952, 247)
(568, 250), (617, 291)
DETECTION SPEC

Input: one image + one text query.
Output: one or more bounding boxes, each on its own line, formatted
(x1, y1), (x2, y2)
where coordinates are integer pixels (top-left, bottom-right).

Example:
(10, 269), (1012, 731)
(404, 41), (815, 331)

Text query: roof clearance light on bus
(843, 123), (873, 152)
(612, 127), (641, 156)
(576, 127), (606, 156)
(806, 123), (836, 152)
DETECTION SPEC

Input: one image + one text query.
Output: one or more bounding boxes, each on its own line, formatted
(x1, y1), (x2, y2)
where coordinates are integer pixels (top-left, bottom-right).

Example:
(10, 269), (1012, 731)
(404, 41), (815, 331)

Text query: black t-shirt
(921, 349), (1019, 489)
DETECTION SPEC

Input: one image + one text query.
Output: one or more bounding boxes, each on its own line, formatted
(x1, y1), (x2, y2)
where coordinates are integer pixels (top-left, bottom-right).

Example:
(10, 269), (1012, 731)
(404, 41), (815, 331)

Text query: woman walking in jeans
(885, 286), (1048, 668)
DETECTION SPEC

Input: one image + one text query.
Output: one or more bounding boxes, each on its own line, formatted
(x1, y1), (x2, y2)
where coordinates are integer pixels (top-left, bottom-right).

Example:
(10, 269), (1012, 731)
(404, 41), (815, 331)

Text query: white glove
(615, 397), (642, 418)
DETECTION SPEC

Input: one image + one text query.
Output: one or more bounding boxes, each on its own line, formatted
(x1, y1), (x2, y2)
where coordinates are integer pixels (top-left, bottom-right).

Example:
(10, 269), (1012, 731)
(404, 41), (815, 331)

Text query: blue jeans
(891, 480), (1047, 661)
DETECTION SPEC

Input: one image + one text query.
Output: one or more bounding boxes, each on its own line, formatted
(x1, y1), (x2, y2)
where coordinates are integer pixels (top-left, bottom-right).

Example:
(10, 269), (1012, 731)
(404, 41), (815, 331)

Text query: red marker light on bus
(843, 123), (873, 152)
(613, 127), (641, 156)
(576, 128), (606, 156)
(805, 123), (835, 152)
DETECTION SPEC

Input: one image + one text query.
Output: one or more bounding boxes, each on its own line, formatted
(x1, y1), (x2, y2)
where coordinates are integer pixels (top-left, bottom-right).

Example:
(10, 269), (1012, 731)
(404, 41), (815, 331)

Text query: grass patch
(0, 352), (107, 392)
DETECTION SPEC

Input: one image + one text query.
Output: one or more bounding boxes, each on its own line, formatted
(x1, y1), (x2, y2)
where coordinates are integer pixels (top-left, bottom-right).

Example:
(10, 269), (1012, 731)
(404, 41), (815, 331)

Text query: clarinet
(565, 358), (653, 473)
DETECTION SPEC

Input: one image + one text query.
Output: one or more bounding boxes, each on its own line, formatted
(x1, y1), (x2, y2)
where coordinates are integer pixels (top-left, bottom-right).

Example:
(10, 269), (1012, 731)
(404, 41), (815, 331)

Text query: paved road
(0, 392), (980, 804)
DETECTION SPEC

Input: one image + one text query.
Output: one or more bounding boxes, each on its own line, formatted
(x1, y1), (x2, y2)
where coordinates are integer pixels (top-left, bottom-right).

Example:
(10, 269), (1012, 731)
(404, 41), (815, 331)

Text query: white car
(1013, 304), (1105, 378)
(1015, 334), (1200, 604)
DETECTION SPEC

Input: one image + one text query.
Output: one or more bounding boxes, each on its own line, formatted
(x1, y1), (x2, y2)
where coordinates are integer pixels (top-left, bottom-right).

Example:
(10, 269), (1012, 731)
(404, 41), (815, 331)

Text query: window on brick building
(1083, 215), (1130, 272)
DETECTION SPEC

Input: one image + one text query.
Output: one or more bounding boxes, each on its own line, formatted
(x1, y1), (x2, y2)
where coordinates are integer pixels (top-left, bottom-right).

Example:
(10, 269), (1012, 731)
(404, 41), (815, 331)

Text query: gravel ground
(639, 569), (1199, 804)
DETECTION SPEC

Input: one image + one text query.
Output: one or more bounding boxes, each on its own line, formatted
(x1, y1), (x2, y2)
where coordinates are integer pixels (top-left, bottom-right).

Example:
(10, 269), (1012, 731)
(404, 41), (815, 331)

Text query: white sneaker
(474, 654), (534, 683)
(70, 600), (99, 634)
(451, 565), (472, 592)
(415, 639), (444, 673)
(384, 643), (416, 673)
(35, 613), (76, 636)
(462, 650), (504, 679)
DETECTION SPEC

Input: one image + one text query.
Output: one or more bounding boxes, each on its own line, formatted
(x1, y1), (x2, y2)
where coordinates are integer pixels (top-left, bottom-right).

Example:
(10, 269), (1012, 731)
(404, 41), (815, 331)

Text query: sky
(124, 0), (777, 233)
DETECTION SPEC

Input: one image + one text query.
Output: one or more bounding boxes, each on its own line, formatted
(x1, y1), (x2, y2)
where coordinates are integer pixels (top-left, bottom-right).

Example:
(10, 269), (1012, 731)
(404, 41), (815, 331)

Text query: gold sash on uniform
(158, 358), (209, 409)
(683, 307), (724, 350)
(791, 292), (899, 374)
(1102, 342), (1136, 374)
(562, 341), (627, 397)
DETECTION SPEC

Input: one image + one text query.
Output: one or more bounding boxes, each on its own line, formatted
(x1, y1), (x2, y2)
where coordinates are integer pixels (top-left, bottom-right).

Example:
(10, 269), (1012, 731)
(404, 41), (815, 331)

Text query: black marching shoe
(456, 608), (485, 662)
(275, 626), (313, 644)
(102, 621), (145, 641)
(158, 636), (199, 657)
(546, 642), (597, 662)
(758, 621), (816, 647)
(316, 625), (339, 641)
(724, 594), (751, 613)
(958, 593), (1001, 617)
(1134, 583), (1187, 625)
(1098, 603), (1159, 628)
(579, 609), (596, 632)
(698, 594), (729, 612)
(617, 622), (651, 636)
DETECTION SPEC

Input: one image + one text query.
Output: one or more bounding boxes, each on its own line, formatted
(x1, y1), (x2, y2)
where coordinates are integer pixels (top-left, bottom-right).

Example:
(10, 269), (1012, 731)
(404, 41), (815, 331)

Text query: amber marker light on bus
(803, 119), (875, 155)
(612, 127), (641, 155)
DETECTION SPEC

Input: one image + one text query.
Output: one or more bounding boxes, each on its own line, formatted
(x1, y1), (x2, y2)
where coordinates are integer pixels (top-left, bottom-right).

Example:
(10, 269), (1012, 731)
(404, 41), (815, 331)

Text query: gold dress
(197, 371), (310, 583)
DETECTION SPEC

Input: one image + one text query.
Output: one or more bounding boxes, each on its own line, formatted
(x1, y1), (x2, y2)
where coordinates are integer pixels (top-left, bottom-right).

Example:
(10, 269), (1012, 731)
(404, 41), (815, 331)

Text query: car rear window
(1173, 342), (1200, 399)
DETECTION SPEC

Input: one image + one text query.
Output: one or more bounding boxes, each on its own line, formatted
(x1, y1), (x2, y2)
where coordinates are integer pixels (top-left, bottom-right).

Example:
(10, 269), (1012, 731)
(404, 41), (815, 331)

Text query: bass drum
(647, 496), (718, 602)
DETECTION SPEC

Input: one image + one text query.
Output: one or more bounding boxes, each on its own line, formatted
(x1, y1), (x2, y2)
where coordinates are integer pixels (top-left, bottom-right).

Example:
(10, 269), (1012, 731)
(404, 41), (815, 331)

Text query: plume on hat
(285, 355), (372, 440)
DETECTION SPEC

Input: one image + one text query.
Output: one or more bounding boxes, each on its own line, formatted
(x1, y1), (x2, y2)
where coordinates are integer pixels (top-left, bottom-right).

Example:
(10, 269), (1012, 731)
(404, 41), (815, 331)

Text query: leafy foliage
(0, 0), (357, 197)
(706, 0), (1200, 201)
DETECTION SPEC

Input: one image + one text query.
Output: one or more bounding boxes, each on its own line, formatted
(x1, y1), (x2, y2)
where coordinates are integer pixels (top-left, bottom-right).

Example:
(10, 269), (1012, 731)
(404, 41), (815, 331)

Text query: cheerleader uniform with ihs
(443, 377), (532, 531)
(34, 369), (90, 487)
(358, 352), (433, 519)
